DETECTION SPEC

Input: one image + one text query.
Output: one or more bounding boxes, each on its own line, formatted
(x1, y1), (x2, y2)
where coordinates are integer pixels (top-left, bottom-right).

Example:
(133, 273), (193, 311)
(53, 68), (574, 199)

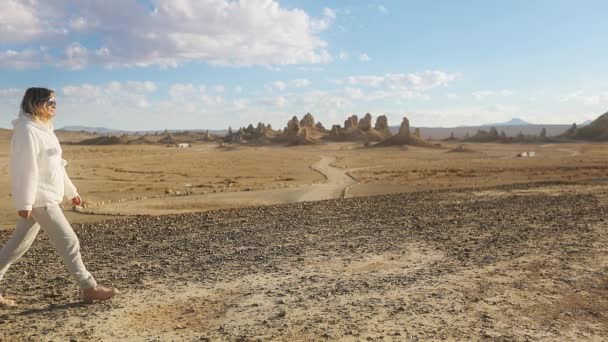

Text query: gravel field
(1, 181), (607, 341)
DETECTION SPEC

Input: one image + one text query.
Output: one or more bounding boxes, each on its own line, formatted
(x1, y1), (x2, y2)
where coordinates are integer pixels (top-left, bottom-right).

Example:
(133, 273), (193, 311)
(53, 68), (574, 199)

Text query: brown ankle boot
(82, 285), (119, 303)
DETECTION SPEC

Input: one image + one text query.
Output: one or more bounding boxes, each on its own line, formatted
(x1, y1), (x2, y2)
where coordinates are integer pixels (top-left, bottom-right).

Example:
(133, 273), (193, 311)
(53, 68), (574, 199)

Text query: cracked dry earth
(1, 182), (607, 341)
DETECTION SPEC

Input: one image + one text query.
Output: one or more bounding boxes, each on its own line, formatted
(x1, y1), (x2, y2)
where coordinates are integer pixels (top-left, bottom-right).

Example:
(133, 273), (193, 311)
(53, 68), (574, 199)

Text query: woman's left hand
(72, 196), (82, 206)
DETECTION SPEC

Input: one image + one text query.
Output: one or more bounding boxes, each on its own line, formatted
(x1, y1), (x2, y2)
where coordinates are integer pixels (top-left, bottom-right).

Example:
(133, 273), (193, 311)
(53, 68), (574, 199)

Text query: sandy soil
(0, 181), (607, 340)
(338, 143), (608, 197)
(2, 127), (608, 229)
(82, 155), (357, 216)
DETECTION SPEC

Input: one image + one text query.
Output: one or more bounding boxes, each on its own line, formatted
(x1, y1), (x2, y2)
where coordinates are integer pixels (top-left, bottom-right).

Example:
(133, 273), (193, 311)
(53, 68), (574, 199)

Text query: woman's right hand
(17, 210), (32, 219)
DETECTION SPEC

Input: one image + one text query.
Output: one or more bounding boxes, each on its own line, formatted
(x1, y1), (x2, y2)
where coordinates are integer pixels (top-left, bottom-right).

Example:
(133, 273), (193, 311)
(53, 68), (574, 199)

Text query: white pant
(0, 204), (97, 290)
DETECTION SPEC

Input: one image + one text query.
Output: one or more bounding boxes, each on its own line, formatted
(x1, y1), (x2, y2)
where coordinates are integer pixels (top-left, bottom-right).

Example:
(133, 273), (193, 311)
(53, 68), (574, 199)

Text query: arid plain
(1, 127), (607, 340)
(2, 129), (607, 228)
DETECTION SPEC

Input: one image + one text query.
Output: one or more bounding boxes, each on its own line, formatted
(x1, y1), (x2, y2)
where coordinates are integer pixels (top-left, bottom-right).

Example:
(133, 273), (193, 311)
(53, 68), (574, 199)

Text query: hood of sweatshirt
(12, 110), (54, 132)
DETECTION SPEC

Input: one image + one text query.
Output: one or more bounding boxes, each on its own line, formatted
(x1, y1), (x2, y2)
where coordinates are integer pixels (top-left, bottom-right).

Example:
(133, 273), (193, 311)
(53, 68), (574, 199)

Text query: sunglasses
(47, 100), (56, 107)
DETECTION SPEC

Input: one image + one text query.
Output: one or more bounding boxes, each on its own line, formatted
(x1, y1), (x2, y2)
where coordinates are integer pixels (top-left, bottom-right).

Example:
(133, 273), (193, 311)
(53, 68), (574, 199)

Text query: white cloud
(344, 87), (364, 100)
(130, 94), (150, 108)
(126, 81), (158, 93)
(59, 81), (159, 110)
(365, 89), (430, 102)
(297, 66), (325, 72)
(69, 17), (88, 31)
(583, 96), (601, 105)
(205, 95), (225, 106)
(270, 79), (311, 91)
(447, 93), (459, 100)
(337, 51), (350, 60)
(560, 90), (583, 102)
(61, 42), (89, 70)
(0, 0), (46, 43)
(295, 90), (352, 113)
(311, 8), (336, 31)
(323, 8), (337, 20)
(275, 96), (288, 108)
(560, 90), (608, 106)
(359, 53), (371, 62)
(62, 84), (106, 99)
(1, 0), (334, 69)
(0, 48), (50, 69)
(472, 89), (513, 100)
(472, 90), (494, 100)
(342, 71), (458, 90)
(377, 5), (388, 14)
(53, 80), (245, 129)
(106, 81), (122, 93)
(386, 71), (457, 90)
(169, 83), (200, 103)
(346, 75), (385, 87)
(214, 85), (225, 93)
(233, 98), (249, 110)
(273, 81), (287, 91)
(291, 79), (311, 88)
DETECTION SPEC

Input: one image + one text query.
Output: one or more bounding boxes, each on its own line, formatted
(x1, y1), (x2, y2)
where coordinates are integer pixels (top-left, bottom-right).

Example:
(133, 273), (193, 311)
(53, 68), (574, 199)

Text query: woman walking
(0, 88), (118, 307)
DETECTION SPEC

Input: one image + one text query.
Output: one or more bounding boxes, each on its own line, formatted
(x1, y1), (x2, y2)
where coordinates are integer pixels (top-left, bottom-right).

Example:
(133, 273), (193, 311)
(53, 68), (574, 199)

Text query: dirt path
(297, 156), (357, 201)
(82, 156), (356, 216)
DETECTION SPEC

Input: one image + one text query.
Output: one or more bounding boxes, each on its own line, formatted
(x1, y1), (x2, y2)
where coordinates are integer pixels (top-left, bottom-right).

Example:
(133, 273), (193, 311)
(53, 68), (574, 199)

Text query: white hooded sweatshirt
(10, 111), (79, 211)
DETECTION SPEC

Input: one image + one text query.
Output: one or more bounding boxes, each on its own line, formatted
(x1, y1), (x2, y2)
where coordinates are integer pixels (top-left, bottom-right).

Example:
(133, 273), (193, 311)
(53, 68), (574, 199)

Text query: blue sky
(1, 0), (607, 130)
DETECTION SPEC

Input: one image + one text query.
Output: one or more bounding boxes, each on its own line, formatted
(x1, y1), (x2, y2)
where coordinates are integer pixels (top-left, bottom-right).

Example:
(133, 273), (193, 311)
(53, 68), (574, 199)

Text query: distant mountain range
(481, 118), (532, 126)
(482, 118), (592, 127)
(388, 118), (595, 139)
(59, 126), (228, 135)
(59, 126), (124, 134)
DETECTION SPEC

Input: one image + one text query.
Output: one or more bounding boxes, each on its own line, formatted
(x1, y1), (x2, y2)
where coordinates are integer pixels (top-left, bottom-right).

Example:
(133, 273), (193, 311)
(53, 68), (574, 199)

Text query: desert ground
(0, 129), (607, 340)
(2, 129), (607, 228)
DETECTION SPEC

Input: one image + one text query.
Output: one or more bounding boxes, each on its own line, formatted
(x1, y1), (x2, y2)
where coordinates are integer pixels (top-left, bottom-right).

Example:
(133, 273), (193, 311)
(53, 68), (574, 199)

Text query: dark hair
(20, 87), (54, 116)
